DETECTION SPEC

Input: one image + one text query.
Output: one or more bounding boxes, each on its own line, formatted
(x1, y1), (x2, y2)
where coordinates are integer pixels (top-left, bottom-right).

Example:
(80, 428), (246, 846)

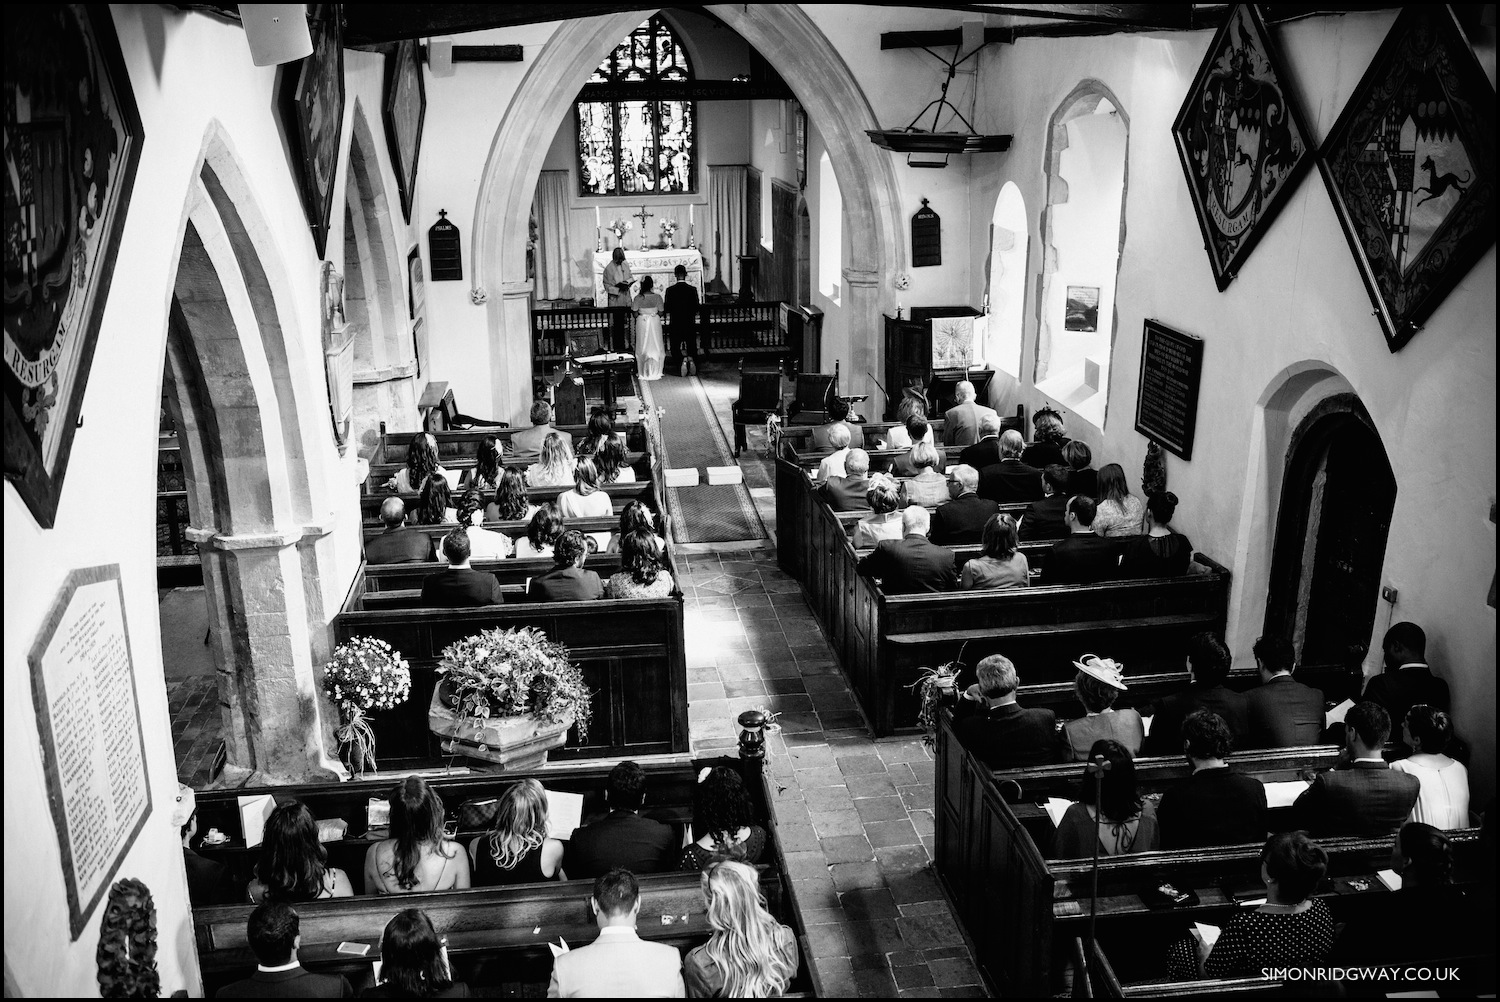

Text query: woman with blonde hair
(526, 431), (575, 489)
(898, 441), (951, 507)
(684, 861), (799, 998)
(468, 779), (565, 886)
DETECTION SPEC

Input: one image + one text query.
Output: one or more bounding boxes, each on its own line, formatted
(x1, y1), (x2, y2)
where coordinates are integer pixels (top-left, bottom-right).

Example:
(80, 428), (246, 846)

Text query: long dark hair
(378, 909), (454, 997)
(1096, 463), (1131, 506)
(1399, 823), (1454, 886)
(255, 801), (330, 901)
(580, 409), (614, 456)
(526, 504), (564, 553)
(405, 433), (440, 488)
(389, 777), (453, 890)
(622, 529), (664, 586)
(1079, 740), (1141, 823)
(474, 436), (502, 488)
(595, 438), (631, 484)
(695, 766), (756, 848)
(416, 475), (452, 525)
(494, 469), (531, 521)
(618, 500), (656, 537)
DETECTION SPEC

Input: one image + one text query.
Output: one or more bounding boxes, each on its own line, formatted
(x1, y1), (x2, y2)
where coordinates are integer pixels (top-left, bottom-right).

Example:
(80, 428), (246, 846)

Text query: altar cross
(632, 205), (655, 230)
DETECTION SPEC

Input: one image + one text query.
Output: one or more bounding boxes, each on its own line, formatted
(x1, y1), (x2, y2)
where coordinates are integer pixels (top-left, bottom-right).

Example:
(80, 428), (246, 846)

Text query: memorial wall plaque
(1134, 319), (1204, 461)
(28, 565), (151, 939)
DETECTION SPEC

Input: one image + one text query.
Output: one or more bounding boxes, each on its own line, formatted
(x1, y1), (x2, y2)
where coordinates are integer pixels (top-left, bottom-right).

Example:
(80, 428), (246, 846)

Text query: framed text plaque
(27, 565), (151, 939)
(1134, 320), (1204, 461)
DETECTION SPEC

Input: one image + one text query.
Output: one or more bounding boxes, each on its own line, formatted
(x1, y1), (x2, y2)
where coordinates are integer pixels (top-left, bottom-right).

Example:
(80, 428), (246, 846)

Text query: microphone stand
(1084, 754), (1112, 978)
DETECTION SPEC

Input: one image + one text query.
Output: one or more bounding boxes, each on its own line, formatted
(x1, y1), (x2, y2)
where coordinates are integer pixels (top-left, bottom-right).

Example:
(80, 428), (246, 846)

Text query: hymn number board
(1135, 320), (1204, 461)
(911, 199), (941, 268)
(427, 210), (463, 281)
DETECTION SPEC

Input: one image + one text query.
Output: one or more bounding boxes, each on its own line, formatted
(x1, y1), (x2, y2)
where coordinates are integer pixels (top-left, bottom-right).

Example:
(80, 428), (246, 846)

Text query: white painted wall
(967, 12), (1497, 800)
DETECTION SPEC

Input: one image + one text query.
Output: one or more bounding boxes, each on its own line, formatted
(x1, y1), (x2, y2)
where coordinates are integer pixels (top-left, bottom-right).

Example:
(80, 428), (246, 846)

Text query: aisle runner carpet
(638, 373), (765, 544)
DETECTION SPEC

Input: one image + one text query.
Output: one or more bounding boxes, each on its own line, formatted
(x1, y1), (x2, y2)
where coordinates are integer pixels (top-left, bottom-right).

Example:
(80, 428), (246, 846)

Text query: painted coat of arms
(1173, 5), (1311, 291)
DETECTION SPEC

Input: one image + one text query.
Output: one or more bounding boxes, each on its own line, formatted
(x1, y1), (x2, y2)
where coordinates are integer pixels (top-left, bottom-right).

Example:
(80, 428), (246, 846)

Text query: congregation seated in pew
(1157, 708), (1269, 849)
(547, 868), (685, 999)
(1364, 621), (1452, 727)
(1017, 464), (1070, 542)
(565, 762), (678, 879)
(436, 491), (513, 563)
(1063, 440), (1097, 499)
(1060, 656), (1144, 761)
(510, 399), (559, 462)
(367, 498), (435, 565)
(1039, 497), (1121, 585)
(388, 432), (457, 495)
(810, 394), (856, 452)
(527, 432), (577, 490)
(931, 465), (997, 546)
(605, 500), (661, 554)
(679, 767), (767, 871)
(175, 785), (241, 906)
(941, 380), (997, 447)
(1167, 831), (1336, 979)
(1021, 406), (1070, 471)
(593, 437), (637, 485)
(605, 530), (674, 599)
(952, 655), (1058, 768)
(1142, 632), (1248, 756)
(1243, 634), (1325, 749)
(879, 396), (935, 452)
(421, 530), (504, 607)
(978, 430), (1043, 504)
(1393, 704), (1470, 829)
(1292, 701), (1419, 838)
(898, 441), (952, 507)
(527, 531), (605, 602)
(486, 469), (539, 524)
(856, 505), (957, 594)
(415, 476), (462, 529)
(684, 861), (800, 999)
(1052, 739), (1160, 858)
(516, 505), (564, 560)
(819, 447), (873, 512)
(468, 779), (565, 887)
(959, 513), (1029, 591)
(366, 777), (471, 895)
(1091, 463), (1146, 537)
(814, 422), (852, 482)
(958, 413), (1002, 470)
(360, 908), (471, 998)
(576, 407), (625, 458)
(216, 902), (355, 999)
(249, 801), (356, 903)
(460, 435), (504, 495)
(1119, 490), (1193, 577)
(889, 416), (934, 478)
(853, 477), (904, 548)
(557, 458), (613, 519)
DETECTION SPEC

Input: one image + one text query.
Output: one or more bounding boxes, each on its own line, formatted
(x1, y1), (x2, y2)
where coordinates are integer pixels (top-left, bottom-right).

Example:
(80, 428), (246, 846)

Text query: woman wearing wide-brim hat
(1059, 654), (1145, 761)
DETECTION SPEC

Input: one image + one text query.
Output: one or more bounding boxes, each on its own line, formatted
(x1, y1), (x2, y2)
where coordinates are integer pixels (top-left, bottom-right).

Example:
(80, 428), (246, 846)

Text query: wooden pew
(365, 451), (650, 491)
(933, 707), (1486, 995)
(776, 448), (1232, 735)
(777, 418), (949, 450)
(1081, 938), (1287, 997)
(358, 554), (626, 600)
(363, 515), (621, 549)
(335, 564), (688, 764)
(374, 420), (648, 465)
(190, 758), (813, 997)
(360, 481), (654, 520)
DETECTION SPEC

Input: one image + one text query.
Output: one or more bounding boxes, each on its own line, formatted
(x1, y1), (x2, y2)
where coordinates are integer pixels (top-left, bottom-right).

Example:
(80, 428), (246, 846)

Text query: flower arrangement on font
(893, 273), (911, 292)
(322, 638), (412, 776)
(436, 626), (593, 744)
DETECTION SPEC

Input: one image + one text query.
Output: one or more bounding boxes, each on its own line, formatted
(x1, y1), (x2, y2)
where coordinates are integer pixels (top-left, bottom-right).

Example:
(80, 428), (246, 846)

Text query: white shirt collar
(257, 960), (301, 973)
(1397, 661), (1430, 670)
(1354, 756), (1386, 764)
(597, 926), (640, 938)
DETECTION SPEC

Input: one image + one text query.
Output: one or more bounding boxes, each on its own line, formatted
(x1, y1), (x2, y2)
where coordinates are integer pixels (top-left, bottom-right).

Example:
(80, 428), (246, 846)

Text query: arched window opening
(818, 151), (842, 305)
(577, 17), (696, 196)
(983, 181), (1028, 379)
(1035, 85), (1128, 429)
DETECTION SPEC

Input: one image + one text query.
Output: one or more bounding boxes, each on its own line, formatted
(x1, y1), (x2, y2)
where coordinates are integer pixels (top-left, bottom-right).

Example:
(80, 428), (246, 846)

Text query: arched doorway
(1264, 395), (1397, 678)
(471, 4), (905, 421)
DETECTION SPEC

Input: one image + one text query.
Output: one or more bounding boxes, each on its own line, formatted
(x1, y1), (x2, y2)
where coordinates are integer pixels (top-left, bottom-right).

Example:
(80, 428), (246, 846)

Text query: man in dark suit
(1242, 634), (1325, 749)
(1157, 709), (1268, 849)
(819, 448), (873, 512)
(958, 413), (1003, 470)
(856, 506), (958, 594)
(1039, 496), (1121, 585)
(216, 902), (353, 998)
(565, 761), (678, 878)
(1143, 633), (1249, 756)
(664, 264), (701, 376)
(364, 497), (434, 564)
(1017, 465), (1072, 542)
(420, 529), (503, 607)
(930, 465), (997, 545)
(509, 399), (558, 461)
(1292, 701), (1419, 837)
(951, 655), (1058, 768)
(977, 430), (1044, 504)
(173, 785), (240, 906)
(1362, 621), (1451, 725)
(526, 530), (604, 601)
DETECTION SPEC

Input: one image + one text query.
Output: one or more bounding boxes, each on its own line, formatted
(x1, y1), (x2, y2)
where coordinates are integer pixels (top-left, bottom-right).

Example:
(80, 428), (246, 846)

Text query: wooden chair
(731, 361), (784, 457)
(1000, 403), (1026, 436)
(786, 362), (839, 426)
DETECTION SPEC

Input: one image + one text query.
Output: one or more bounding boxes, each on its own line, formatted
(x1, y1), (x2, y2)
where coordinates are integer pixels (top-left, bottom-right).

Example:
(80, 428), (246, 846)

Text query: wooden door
(769, 180), (798, 304)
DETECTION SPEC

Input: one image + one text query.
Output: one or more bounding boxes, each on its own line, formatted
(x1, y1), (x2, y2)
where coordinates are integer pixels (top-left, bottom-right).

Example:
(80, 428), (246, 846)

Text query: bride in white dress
(632, 276), (666, 381)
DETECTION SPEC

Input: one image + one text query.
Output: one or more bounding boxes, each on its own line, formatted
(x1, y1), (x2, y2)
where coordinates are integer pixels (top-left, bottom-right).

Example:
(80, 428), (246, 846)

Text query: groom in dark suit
(1292, 701), (1419, 838)
(664, 264), (701, 376)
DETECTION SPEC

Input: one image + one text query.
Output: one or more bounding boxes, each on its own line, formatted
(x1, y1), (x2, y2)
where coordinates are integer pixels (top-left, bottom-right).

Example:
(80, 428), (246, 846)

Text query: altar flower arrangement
(431, 627), (593, 768)
(323, 637), (412, 777)
(658, 217), (678, 247)
(609, 218), (633, 241)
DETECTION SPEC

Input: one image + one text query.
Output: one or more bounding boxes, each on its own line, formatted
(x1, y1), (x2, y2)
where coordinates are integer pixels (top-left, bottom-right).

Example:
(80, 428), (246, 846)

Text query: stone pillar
(842, 267), (886, 420)
(491, 280), (536, 425)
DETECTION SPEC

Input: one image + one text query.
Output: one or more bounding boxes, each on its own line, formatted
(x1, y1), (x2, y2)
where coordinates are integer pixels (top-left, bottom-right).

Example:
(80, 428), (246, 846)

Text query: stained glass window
(576, 17), (695, 196)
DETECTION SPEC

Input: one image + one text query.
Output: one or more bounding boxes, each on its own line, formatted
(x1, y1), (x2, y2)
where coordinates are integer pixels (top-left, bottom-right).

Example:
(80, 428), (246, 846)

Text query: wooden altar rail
(189, 760), (812, 997)
(774, 446), (1231, 735)
(932, 708), (1486, 995)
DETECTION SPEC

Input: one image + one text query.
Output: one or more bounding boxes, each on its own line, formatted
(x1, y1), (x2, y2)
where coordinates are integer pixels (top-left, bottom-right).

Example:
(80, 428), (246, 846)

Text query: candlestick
(689, 203), (694, 227)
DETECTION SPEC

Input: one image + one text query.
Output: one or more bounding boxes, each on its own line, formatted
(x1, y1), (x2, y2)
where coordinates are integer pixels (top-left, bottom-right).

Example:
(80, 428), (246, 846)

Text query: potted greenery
(429, 627), (593, 770)
(323, 637), (412, 778)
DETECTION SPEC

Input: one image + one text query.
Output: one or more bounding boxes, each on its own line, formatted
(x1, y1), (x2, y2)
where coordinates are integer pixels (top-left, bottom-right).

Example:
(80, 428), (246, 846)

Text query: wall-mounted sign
(1135, 319), (1204, 461)
(428, 209), (463, 281)
(28, 565), (152, 939)
(911, 198), (941, 267)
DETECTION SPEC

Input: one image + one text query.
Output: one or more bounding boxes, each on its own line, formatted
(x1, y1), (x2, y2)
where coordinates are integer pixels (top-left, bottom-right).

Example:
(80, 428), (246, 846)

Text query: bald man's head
(845, 448), (870, 476)
(955, 381), (976, 404)
(380, 497), (406, 528)
(979, 413), (1001, 437)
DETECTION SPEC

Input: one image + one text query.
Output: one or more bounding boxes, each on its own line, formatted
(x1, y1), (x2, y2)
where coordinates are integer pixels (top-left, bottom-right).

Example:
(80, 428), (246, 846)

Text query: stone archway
(470, 4), (905, 421)
(160, 124), (342, 782)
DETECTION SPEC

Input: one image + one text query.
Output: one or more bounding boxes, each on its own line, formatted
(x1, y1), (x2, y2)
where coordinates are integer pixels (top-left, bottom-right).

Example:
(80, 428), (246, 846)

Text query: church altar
(592, 248), (704, 306)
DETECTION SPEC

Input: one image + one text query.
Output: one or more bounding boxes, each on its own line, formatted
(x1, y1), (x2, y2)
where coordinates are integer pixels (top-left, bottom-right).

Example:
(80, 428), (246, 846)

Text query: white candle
(595, 206), (601, 229)
(689, 204), (694, 227)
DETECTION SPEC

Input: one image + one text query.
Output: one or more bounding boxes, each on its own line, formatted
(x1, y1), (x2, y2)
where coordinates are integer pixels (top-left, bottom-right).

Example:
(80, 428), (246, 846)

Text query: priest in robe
(603, 246), (634, 308)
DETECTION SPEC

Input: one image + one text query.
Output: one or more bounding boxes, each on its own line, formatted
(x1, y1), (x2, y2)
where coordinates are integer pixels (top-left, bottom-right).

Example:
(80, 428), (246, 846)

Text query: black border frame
(383, 37), (426, 225)
(1134, 319), (1204, 461)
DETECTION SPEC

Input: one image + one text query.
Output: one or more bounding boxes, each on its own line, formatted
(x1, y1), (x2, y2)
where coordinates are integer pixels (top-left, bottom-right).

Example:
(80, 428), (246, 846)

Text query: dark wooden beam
(579, 78), (794, 102)
(880, 28), (965, 50)
(451, 44), (525, 62)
